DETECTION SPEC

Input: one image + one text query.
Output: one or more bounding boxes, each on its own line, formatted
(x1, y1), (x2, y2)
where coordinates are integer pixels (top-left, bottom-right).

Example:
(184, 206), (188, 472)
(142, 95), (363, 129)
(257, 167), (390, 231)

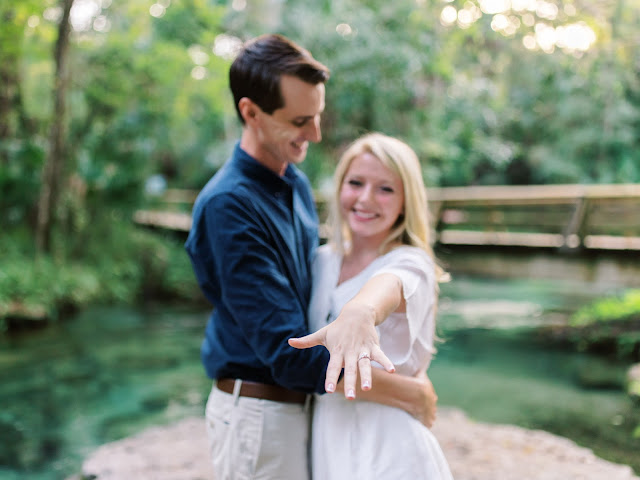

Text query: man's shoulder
(195, 165), (250, 207)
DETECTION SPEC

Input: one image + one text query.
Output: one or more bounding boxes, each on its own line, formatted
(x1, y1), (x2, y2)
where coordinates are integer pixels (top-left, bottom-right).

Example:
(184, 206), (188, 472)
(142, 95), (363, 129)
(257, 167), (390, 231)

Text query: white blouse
(308, 244), (453, 480)
(308, 244), (438, 375)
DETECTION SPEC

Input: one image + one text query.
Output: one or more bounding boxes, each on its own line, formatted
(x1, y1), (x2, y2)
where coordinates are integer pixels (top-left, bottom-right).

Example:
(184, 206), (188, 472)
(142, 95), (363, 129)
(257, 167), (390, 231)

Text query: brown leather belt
(216, 378), (307, 405)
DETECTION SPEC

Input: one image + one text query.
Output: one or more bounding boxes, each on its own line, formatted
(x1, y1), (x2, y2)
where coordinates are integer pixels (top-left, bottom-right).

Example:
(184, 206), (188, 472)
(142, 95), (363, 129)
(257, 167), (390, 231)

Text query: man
(185, 34), (435, 479)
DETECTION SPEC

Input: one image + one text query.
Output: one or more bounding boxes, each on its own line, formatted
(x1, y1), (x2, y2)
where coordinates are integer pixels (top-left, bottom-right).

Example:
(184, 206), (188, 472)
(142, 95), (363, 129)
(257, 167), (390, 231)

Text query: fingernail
(362, 381), (371, 390)
(347, 389), (355, 399)
(326, 383), (335, 393)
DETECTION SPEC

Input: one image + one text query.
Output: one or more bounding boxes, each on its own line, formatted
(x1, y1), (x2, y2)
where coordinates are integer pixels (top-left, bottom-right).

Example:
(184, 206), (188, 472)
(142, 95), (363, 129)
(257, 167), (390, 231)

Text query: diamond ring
(357, 352), (371, 362)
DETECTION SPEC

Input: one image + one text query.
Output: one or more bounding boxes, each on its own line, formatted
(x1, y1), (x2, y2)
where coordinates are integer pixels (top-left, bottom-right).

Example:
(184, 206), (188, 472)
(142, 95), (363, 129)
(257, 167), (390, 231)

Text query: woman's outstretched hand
(288, 304), (395, 400)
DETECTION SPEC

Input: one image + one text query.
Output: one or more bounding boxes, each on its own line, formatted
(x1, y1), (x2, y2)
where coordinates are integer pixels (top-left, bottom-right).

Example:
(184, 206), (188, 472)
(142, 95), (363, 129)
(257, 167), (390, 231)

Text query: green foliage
(6, 0), (640, 220)
(218, 0), (640, 188)
(0, 251), (101, 324)
(0, 138), (45, 226)
(571, 290), (640, 327)
(0, 223), (201, 328)
(2, 0), (640, 322)
(567, 290), (640, 359)
(153, 0), (221, 46)
(67, 0), (228, 201)
(2, 0), (230, 232)
(70, 218), (201, 304)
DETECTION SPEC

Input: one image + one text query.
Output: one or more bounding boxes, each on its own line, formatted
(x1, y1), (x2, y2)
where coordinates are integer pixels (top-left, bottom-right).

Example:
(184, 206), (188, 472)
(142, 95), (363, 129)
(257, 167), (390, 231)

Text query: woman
(300, 132), (452, 479)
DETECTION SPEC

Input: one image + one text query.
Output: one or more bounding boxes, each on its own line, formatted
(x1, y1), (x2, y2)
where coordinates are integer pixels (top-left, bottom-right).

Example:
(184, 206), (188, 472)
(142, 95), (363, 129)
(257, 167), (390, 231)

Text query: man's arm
(206, 194), (330, 393)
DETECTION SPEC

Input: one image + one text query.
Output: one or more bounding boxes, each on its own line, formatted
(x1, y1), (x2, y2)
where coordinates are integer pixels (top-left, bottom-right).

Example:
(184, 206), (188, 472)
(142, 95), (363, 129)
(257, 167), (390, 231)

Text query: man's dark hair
(229, 34), (330, 124)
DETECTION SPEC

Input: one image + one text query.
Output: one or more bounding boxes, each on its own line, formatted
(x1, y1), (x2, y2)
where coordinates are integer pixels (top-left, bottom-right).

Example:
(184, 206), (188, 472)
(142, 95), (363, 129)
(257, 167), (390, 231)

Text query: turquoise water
(0, 306), (212, 480)
(0, 277), (638, 479)
(431, 277), (640, 471)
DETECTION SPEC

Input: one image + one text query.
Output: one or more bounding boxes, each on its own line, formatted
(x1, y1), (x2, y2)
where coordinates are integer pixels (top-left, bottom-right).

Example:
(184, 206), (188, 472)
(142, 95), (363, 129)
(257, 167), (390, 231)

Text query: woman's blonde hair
(328, 132), (447, 281)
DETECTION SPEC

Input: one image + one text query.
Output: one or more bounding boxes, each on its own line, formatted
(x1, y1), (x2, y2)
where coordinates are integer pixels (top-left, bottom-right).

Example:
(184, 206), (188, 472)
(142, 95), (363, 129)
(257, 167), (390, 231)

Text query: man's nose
(305, 115), (322, 143)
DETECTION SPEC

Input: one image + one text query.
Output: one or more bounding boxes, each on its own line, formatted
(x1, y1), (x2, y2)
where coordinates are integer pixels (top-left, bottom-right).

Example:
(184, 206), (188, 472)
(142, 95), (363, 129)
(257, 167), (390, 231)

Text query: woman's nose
(358, 184), (374, 202)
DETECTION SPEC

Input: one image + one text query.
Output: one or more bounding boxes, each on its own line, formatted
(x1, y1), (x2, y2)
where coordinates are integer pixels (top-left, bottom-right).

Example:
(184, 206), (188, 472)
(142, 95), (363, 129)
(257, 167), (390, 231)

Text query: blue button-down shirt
(185, 143), (329, 394)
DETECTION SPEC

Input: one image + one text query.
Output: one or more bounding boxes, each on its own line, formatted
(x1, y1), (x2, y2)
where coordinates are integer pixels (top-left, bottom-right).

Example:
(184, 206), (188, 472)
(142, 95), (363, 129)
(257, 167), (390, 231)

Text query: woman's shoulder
(383, 245), (433, 266)
(375, 246), (436, 282)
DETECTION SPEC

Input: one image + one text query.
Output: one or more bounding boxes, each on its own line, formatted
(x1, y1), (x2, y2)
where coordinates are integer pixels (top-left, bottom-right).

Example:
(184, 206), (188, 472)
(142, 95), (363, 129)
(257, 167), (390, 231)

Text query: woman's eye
(381, 186), (394, 193)
(348, 179), (362, 187)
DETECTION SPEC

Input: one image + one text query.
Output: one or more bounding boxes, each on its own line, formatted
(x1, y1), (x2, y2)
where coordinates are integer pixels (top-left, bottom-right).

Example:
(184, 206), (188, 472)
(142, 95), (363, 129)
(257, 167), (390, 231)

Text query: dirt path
(74, 408), (639, 480)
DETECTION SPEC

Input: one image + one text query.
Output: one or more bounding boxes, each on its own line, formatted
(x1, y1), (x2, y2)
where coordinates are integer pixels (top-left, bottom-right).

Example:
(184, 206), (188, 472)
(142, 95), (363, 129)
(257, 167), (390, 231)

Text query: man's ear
(238, 97), (258, 124)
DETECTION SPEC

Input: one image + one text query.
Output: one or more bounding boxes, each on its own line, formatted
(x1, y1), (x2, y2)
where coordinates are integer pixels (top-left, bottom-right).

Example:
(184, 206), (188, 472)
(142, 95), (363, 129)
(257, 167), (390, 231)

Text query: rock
(431, 409), (639, 480)
(78, 417), (212, 480)
(75, 408), (639, 480)
(627, 363), (640, 401)
(575, 358), (626, 390)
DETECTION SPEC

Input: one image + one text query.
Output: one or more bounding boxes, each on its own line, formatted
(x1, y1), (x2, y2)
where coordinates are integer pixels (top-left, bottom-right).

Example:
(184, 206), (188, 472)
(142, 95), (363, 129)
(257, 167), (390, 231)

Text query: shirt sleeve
(204, 192), (329, 394)
(372, 247), (437, 358)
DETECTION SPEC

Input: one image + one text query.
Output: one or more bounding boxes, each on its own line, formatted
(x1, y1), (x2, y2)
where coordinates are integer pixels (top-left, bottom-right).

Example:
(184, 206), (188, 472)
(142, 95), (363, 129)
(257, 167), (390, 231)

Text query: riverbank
(0, 227), (203, 333)
(72, 407), (639, 480)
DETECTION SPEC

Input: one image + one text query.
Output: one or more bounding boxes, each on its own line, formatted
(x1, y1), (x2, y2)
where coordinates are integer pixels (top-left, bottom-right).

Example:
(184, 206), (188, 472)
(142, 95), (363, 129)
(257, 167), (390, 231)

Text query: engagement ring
(357, 352), (371, 362)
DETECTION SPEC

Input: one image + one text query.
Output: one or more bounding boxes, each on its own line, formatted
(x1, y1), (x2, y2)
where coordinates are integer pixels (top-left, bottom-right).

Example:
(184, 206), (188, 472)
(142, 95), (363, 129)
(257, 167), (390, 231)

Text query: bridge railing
(134, 184), (640, 251)
(428, 184), (640, 250)
(133, 189), (197, 233)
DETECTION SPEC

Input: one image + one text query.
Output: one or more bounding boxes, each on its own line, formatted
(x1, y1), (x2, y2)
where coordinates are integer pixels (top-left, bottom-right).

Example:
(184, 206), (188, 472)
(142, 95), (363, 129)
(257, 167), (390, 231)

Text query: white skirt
(311, 393), (453, 480)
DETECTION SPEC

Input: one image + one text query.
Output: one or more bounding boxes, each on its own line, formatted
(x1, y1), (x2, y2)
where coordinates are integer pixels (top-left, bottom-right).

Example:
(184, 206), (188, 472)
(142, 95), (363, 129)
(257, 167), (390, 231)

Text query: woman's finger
(371, 344), (395, 373)
(324, 352), (344, 394)
(342, 352), (358, 400)
(357, 352), (372, 391)
(288, 331), (323, 350)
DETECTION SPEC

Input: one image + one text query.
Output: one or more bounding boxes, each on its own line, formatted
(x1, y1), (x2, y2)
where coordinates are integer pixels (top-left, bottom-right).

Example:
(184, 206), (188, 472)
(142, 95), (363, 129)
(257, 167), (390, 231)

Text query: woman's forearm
(343, 273), (406, 326)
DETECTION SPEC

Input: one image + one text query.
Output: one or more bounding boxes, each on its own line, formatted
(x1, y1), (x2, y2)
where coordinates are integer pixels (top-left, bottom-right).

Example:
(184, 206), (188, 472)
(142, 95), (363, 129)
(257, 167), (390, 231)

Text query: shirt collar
(233, 143), (296, 195)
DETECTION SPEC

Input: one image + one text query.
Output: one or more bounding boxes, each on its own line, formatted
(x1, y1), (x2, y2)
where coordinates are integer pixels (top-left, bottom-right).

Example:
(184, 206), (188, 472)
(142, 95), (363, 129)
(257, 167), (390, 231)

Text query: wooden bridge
(134, 183), (640, 252)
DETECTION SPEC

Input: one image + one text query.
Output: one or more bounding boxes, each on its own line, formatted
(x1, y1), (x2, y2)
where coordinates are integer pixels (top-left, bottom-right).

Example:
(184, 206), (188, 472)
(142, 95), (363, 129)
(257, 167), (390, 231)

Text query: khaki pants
(205, 381), (312, 480)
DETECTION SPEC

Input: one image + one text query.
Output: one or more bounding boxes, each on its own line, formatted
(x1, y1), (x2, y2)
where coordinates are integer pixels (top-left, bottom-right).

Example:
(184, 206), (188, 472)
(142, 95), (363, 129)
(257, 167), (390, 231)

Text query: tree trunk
(0, 6), (21, 165)
(36, 0), (75, 254)
(0, 59), (16, 166)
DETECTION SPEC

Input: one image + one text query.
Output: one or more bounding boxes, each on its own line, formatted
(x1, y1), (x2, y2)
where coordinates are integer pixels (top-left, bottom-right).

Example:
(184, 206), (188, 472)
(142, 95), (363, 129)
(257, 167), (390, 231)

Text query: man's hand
(411, 370), (438, 428)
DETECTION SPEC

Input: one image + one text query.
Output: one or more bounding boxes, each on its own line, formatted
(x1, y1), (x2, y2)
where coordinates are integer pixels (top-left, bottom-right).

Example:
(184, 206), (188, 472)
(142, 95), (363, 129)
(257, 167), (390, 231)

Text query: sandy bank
(73, 408), (639, 480)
